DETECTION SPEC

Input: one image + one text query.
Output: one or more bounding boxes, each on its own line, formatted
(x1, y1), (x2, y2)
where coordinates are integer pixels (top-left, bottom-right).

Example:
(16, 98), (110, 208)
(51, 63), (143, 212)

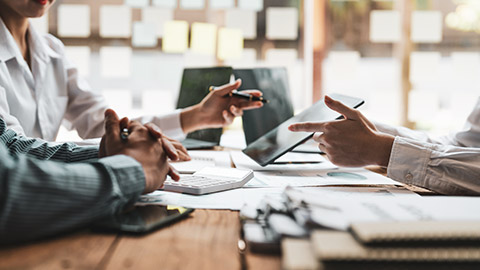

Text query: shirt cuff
(98, 155), (145, 207)
(141, 109), (186, 141)
(386, 136), (430, 187)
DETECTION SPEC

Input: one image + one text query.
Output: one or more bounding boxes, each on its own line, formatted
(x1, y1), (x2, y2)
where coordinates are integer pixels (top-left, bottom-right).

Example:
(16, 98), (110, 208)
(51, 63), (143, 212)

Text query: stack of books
(282, 220), (480, 270)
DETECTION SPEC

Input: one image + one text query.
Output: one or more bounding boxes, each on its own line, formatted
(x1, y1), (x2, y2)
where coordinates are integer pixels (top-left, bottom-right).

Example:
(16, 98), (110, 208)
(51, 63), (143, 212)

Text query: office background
(29, 0), (480, 141)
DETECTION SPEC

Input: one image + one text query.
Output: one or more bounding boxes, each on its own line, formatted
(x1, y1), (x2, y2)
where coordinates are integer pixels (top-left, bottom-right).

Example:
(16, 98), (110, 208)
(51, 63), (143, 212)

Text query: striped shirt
(0, 118), (145, 245)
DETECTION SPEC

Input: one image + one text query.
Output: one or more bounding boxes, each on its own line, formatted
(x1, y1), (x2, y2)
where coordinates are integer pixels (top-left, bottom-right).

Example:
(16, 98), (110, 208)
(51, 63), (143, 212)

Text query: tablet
(242, 94), (364, 166)
(92, 205), (194, 234)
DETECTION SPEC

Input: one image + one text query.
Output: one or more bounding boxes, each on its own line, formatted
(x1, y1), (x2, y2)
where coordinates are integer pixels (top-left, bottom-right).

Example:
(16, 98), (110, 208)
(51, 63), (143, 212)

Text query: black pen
(209, 86), (269, 103)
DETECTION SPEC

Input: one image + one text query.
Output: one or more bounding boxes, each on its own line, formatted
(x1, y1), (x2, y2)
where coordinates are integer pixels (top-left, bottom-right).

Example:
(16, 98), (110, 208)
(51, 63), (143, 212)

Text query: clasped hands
(99, 109), (188, 194)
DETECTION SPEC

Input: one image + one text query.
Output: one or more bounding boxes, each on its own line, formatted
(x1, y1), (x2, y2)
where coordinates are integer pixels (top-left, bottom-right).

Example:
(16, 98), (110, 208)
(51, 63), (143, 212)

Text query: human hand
(144, 123), (191, 161)
(100, 109), (180, 194)
(288, 96), (394, 167)
(180, 79), (264, 133)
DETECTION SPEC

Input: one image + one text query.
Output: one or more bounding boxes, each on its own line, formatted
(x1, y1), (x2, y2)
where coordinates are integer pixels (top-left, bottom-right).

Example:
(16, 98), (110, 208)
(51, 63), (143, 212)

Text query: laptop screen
(234, 68), (294, 145)
(176, 67), (233, 143)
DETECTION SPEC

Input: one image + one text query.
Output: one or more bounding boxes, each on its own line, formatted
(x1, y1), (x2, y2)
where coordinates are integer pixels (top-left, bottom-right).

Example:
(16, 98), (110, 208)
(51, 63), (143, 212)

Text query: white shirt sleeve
(135, 110), (186, 141)
(378, 97), (480, 195)
(387, 136), (480, 195)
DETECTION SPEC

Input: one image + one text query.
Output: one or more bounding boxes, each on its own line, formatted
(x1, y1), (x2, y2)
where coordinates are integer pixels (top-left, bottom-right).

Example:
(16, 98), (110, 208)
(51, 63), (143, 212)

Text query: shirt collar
(0, 17), (61, 64)
(0, 17), (19, 63)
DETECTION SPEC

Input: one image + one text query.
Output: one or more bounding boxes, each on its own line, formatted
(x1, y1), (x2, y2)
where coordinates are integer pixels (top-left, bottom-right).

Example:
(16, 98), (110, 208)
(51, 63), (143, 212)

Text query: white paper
(152, 0), (177, 8)
(217, 27), (244, 60)
(274, 152), (326, 163)
(180, 0), (204, 9)
(100, 5), (132, 38)
(369, 10), (401, 43)
(138, 187), (284, 210)
(102, 89), (133, 117)
(29, 14), (48, 34)
(238, 0), (263, 11)
(190, 22), (217, 55)
(162, 20), (189, 53)
(64, 46), (91, 76)
(100, 46), (132, 78)
(247, 167), (400, 188)
(409, 51), (441, 83)
(57, 4), (90, 37)
(266, 7), (298, 40)
(171, 150), (231, 173)
(225, 9), (257, 39)
(290, 189), (480, 230)
(142, 8), (174, 38)
(210, 0), (234, 9)
(411, 11), (443, 43)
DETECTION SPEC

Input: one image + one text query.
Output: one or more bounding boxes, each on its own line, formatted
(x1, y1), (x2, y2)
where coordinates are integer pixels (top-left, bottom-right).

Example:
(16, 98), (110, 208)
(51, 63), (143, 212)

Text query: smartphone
(92, 205), (194, 234)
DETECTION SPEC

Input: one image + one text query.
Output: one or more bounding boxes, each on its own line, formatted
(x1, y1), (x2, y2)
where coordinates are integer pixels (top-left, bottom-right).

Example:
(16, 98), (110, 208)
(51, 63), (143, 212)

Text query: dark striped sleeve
(0, 119), (145, 245)
(0, 119), (99, 163)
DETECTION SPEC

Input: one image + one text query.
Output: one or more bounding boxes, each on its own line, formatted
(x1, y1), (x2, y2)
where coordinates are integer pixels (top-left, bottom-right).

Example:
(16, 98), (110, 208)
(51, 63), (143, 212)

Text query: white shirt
(0, 18), (185, 141)
(376, 97), (480, 195)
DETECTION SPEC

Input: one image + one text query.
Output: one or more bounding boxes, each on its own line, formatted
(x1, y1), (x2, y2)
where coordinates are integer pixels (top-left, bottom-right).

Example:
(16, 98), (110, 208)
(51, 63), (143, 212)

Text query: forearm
(179, 104), (205, 134)
(0, 125), (99, 162)
(387, 136), (480, 195)
(0, 151), (145, 245)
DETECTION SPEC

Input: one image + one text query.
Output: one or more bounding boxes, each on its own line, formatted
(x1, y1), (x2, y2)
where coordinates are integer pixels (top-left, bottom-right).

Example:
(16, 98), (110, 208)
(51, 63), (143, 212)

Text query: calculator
(163, 167), (254, 195)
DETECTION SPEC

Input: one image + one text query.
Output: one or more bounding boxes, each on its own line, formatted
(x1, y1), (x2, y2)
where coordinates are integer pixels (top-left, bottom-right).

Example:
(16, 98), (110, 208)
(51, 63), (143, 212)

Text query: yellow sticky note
(190, 22), (217, 55)
(162, 20), (189, 53)
(217, 27), (243, 60)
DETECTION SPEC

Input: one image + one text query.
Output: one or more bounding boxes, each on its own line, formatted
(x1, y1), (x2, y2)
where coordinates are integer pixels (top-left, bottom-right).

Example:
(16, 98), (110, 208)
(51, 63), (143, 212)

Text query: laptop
(176, 67), (233, 149)
(234, 68), (294, 145)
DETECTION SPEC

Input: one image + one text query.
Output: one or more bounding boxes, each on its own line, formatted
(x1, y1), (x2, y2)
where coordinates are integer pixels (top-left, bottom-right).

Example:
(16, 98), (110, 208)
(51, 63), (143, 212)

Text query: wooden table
(0, 210), (281, 270)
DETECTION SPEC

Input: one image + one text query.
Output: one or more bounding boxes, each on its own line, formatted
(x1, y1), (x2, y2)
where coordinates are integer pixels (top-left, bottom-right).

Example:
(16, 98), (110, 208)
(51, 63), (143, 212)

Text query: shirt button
(405, 173), (413, 181)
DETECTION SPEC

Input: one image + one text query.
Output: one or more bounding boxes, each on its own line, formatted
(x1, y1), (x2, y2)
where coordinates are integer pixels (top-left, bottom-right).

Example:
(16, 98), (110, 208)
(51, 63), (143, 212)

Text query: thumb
(104, 109), (120, 139)
(324, 95), (358, 120)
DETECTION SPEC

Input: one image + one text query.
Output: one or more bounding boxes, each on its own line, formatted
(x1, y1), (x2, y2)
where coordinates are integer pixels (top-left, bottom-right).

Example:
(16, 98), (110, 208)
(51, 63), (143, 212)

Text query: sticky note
(409, 52), (441, 83)
(102, 89), (133, 117)
(29, 14), (48, 34)
(132, 22), (158, 47)
(451, 52), (480, 81)
(411, 11), (443, 43)
(152, 0), (177, 8)
(64, 46), (91, 76)
(162, 20), (189, 53)
(124, 0), (149, 7)
(100, 47), (132, 78)
(142, 8), (174, 37)
(225, 9), (257, 39)
(180, 0), (204, 9)
(369, 10), (401, 43)
(210, 0), (234, 9)
(100, 5), (132, 38)
(266, 7), (298, 40)
(190, 22), (217, 55)
(238, 0), (263, 11)
(217, 27), (244, 60)
(265, 49), (298, 63)
(57, 5), (90, 37)
(142, 90), (175, 114)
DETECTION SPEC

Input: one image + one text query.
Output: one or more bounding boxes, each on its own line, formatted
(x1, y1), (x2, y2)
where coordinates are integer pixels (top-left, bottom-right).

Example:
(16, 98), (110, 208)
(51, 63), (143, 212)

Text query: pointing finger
(288, 122), (327, 133)
(324, 95), (358, 120)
